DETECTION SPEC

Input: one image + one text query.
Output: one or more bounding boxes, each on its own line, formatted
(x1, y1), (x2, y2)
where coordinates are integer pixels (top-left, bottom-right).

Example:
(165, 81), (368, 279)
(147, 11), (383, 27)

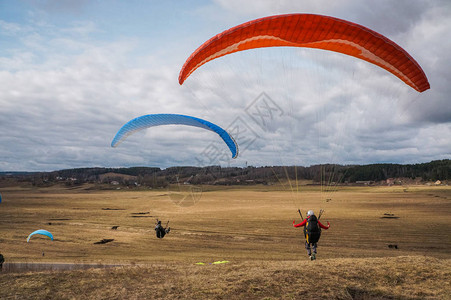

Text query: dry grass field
(0, 183), (450, 299)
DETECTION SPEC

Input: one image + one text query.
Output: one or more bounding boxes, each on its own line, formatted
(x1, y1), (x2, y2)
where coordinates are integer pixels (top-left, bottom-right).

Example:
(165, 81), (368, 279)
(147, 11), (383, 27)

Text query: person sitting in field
(155, 220), (170, 239)
(293, 210), (330, 260)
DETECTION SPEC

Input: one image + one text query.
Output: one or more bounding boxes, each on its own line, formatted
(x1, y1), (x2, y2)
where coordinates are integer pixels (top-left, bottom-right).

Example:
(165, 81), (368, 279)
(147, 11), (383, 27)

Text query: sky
(0, 0), (450, 172)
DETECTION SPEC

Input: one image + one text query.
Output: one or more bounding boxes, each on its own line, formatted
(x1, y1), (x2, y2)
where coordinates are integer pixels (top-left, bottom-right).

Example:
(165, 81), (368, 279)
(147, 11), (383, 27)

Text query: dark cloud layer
(0, 1), (449, 171)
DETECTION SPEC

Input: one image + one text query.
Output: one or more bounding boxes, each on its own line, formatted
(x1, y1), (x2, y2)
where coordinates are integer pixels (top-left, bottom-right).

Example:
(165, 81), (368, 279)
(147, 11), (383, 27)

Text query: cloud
(0, 1), (449, 171)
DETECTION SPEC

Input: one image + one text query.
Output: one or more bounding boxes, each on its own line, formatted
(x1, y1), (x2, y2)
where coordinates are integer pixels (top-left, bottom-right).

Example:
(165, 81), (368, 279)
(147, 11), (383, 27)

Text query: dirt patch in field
(381, 213), (400, 219)
(345, 287), (397, 299)
(102, 208), (125, 210)
(93, 239), (114, 244)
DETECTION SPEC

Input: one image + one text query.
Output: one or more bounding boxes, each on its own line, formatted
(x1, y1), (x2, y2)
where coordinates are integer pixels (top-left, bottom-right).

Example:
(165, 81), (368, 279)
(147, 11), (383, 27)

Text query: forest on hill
(0, 159), (449, 188)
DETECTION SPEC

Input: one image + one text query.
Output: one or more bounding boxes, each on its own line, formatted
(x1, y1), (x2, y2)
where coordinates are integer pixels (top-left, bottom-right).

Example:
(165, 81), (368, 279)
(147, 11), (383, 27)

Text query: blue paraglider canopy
(111, 114), (238, 159)
(27, 229), (54, 242)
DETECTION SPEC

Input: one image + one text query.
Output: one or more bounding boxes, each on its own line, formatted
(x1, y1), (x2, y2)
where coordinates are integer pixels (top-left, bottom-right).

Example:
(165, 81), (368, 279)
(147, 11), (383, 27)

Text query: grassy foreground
(1, 256), (450, 299)
(0, 183), (450, 298)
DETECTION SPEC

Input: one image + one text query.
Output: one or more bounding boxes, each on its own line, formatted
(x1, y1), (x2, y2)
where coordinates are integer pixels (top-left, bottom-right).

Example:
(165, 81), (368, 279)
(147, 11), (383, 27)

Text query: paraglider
(111, 114), (239, 159)
(293, 210), (330, 260)
(155, 219), (170, 239)
(179, 13), (429, 92)
(27, 229), (54, 242)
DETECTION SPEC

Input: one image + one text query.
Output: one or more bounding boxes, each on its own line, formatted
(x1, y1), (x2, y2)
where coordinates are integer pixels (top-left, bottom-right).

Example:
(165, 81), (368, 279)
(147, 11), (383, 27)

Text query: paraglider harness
(155, 219), (170, 239)
(298, 209), (324, 244)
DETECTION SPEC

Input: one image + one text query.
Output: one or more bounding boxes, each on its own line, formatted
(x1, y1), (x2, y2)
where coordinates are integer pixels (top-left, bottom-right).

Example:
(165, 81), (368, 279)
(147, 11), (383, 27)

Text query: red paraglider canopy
(179, 14), (429, 92)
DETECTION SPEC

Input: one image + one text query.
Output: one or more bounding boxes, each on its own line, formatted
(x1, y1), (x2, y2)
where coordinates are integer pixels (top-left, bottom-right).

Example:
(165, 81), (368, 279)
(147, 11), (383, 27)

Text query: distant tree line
(342, 159), (450, 182)
(0, 160), (448, 188)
